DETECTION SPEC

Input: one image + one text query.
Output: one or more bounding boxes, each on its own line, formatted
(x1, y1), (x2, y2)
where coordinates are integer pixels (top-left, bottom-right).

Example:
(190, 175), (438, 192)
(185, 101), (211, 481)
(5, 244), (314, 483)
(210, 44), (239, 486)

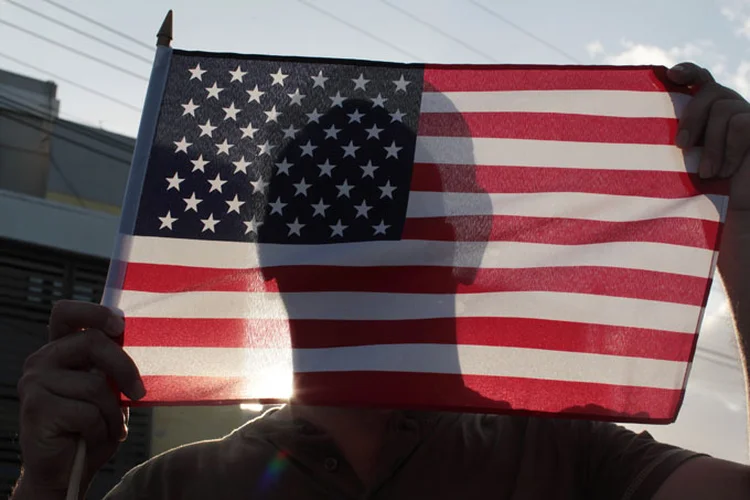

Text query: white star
(205, 82), (224, 100)
(330, 219), (347, 238)
(329, 91), (346, 107)
(300, 140), (317, 157)
(384, 141), (402, 159)
(275, 159), (294, 175)
(311, 70), (328, 89)
(311, 199), (330, 218)
(244, 216), (263, 235)
(287, 88), (306, 106)
(341, 140), (359, 158)
(287, 217), (305, 237)
(215, 139), (233, 155)
(183, 192), (202, 212)
(232, 156), (251, 174)
(246, 84), (265, 104)
(347, 108), (365, 123)
(173, 137), (191, 154)
(317, 160), (336, 177)
(188, 64), (206, 81)
(239, 122), (258, 139)
(360, 160), (378, 178)
(268, 197), (287, 215)
(373, 220), (390, 236)
(352, 73), (370, 90)
(257, 140), (275, 156)
(226, 194), (245, 214)
(190, 154), (209, 172)
(201, 214), (220, 233)
(336, 179), (354, 198)
(181, 99), (199, 116)
(208, 173), (227, 193)
(354, 200), (372, 219)
(159, 211), (177, 230)
(293, 177), (312, 197)
(165, 172), (184, 191)
(282, 125), (299, 139)
(270, 67), (288, 86)
(229, 65), (247, 82)
(198, 119), (217, 137)
(390, 109), (406, 122)
(264, 105), (282, 123)
(370, 93), (388, 108)
(393, 74), (410, 92)
(323, 125), (341, 140)
(250, 176), (269, 193)
(379, 180), (397, 199)
(306, 108), (323, 123)
(365, 124), (383, 140)
(223, 102), (241, 121)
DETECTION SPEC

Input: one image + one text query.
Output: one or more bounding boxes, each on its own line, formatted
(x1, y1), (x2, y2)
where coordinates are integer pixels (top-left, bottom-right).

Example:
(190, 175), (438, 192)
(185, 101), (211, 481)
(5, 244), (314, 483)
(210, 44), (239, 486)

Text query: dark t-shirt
(104, 406), (702, 499)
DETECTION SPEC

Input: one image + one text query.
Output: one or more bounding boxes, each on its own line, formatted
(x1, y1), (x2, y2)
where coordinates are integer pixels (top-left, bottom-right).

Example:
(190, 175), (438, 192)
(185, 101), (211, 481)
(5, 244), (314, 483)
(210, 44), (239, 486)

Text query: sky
(0, 0), (748, 462)
(3, 0), (750, 137)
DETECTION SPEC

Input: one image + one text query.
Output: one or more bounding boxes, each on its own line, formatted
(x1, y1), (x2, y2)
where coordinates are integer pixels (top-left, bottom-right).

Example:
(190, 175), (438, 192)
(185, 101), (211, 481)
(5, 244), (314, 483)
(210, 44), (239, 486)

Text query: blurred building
(0, 67), (148, 498)
(0, 66), (253, 498)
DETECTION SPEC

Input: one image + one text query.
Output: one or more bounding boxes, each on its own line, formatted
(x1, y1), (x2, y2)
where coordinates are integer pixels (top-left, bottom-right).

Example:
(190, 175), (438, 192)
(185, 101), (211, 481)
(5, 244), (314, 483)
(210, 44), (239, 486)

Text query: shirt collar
(239, 405), (441, 493)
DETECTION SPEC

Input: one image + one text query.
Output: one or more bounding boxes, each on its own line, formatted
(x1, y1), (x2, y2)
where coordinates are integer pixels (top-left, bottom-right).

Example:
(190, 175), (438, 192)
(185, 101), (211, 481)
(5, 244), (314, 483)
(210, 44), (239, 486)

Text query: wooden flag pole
(65, 13), (173, 499)
(157, 9), (173, 47)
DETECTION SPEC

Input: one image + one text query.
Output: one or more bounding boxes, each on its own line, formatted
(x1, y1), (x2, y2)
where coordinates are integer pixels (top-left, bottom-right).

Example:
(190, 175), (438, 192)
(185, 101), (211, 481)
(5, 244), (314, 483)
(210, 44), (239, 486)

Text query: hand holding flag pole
(64, 12), (173, 500)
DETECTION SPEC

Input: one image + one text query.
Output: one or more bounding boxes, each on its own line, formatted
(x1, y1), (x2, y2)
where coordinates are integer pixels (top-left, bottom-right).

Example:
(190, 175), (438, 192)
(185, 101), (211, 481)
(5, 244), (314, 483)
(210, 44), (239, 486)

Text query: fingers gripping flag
(105, 49), (728, 423)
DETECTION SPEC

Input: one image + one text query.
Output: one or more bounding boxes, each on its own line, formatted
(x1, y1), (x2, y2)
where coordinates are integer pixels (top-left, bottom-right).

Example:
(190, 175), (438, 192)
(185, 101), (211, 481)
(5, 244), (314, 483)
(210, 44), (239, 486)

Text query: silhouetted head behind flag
(257, 91), (499, 411)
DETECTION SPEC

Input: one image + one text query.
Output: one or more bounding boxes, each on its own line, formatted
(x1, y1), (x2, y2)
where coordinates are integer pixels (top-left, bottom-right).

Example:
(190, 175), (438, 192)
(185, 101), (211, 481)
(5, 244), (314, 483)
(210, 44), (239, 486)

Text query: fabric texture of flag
(105, 48), (729, 423)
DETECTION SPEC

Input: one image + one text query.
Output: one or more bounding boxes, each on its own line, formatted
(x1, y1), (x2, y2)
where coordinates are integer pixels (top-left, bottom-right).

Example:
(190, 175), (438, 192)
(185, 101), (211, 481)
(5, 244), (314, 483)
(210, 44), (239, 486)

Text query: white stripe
(420, 90), (690, 118)
(113, 289), (701, 333)
(406, 192), (726, 222)
(125, 344), (688, 390)
(121, 235), (715, 278)
(414, 137), (701, 173)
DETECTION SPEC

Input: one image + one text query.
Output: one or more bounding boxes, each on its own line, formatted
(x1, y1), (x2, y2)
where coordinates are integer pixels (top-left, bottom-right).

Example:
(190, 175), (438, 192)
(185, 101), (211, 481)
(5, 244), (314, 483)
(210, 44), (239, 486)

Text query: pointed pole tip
(157, 10), (173, 47)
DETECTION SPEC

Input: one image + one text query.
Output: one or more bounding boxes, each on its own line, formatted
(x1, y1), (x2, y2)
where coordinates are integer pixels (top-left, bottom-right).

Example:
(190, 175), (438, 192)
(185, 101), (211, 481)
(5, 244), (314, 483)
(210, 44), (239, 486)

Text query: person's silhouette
(256, 95), (506, 413)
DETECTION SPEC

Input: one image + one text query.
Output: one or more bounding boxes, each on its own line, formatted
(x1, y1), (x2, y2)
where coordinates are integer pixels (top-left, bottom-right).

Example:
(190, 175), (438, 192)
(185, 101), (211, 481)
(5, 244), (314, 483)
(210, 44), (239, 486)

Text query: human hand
(14, 301), (145, 498)
(668, 62), (750, 211)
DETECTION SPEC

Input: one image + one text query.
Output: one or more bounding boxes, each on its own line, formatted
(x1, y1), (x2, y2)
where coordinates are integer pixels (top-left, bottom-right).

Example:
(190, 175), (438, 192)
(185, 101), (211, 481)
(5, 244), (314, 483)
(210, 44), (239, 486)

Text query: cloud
(721, 6), (738, 21)
(602, 42), (678, 67)
(739, 18), (750, 38)
(585, 40), (605, 59)
(585, 39), (750, 99)
(589, 40), (710, 67)
(719, 0), (750, 38)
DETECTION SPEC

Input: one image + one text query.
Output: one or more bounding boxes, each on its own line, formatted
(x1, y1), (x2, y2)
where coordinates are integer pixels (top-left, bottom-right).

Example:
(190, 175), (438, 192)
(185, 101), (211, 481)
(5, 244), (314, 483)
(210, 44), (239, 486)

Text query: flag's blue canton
(133, 52), (424, 244)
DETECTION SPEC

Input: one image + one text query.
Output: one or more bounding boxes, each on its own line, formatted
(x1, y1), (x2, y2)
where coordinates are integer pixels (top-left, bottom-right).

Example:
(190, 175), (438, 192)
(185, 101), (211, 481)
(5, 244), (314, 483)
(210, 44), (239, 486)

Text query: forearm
(716, 209), (750, 435)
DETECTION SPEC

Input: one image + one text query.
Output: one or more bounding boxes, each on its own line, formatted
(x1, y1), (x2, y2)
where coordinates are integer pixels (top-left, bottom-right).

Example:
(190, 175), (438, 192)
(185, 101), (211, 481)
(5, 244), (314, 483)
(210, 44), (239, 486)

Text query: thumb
(666, 62), (714, 87)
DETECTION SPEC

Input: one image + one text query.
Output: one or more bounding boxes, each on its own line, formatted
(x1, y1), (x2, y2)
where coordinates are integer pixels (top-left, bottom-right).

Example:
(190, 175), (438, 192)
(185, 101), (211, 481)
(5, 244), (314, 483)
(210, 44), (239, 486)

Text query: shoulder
(440, 412), (704, 498)
(104, 408), (286, 499)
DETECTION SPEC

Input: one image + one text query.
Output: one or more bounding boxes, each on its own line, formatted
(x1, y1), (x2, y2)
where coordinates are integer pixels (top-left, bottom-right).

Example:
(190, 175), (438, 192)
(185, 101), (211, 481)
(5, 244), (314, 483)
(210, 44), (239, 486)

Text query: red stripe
(423, 65), (690, 94)
(402, 215), (719, 249)
(130, 375), (286, 407)
(294, 372), (681, 422)
(124, 317), (696, 361)
(418, 112), (678, 144)
(122, 263), (707, 305)
(409, 164), (731, 198)
(129, 373), (681, 422)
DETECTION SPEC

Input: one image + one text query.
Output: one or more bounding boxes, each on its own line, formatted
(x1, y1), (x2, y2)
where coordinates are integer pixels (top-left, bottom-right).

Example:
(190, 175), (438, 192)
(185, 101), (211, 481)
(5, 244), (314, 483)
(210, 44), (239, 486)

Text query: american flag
(105, 49), (728, 422)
